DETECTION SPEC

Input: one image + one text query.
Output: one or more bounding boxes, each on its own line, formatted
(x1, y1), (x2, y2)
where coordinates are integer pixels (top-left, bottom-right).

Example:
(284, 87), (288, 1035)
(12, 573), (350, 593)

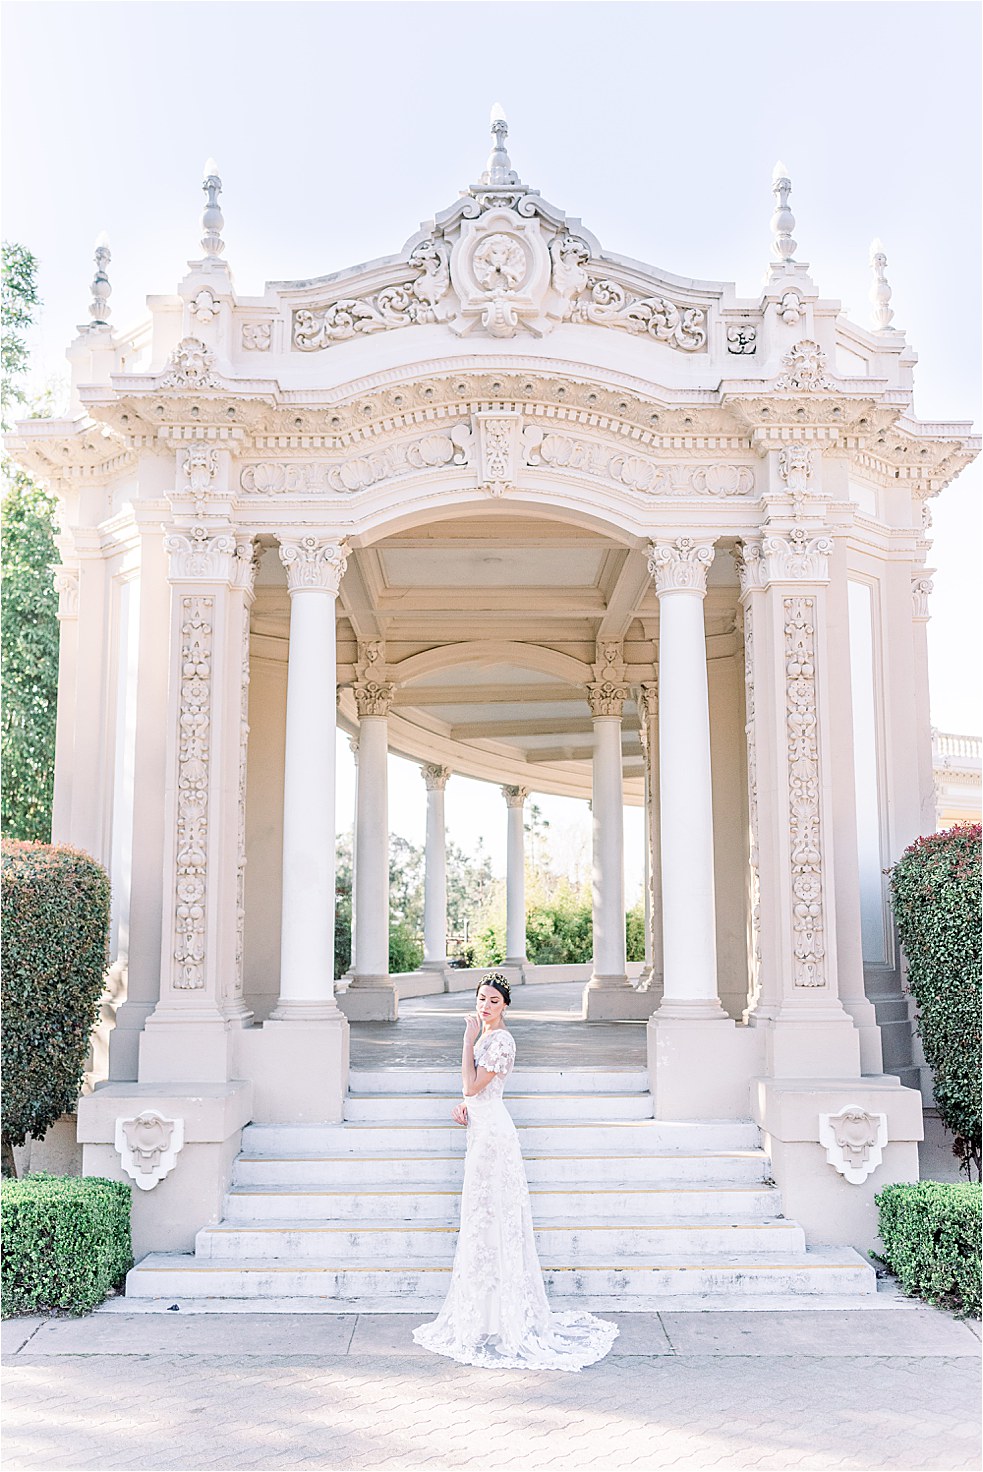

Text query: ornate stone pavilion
(9, 116), (978, 1279)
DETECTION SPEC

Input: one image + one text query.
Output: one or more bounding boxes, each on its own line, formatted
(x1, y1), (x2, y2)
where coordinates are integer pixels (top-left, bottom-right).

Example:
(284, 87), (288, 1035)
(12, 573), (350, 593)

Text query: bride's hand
(463, 1014), (481, 1047)
(451, 1103), (469, 1126)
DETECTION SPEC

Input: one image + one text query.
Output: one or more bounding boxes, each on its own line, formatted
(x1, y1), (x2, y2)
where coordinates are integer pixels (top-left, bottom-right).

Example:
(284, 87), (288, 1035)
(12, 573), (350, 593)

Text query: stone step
(194, 1218), (807, 1261)
(127, 1248), (877, 1304)
(223, 1182), (784, 1222)
(342, 1092), (655, 1123)
(241, 1119), (761, 1155)
(233, 1148), (772, 1188)
(348, 1068), (650, 1096)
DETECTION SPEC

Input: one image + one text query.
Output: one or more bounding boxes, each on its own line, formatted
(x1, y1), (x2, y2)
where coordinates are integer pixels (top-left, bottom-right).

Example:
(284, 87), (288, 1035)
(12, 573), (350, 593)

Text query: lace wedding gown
(413, 1028), (618, 1371)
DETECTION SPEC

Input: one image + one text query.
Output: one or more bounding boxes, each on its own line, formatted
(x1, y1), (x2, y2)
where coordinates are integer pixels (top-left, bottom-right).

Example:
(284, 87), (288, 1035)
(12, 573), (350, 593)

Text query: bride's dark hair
(477, 972), (511, 1006)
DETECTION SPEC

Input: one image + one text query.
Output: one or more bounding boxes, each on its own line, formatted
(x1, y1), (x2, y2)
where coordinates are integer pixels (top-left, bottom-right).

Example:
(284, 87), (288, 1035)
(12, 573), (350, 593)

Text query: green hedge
(1, 841), (111, 1166)
(876, 1181), (981, 1318)
(1, 1174), (132, 1316)
(889, 823), (982, 1177)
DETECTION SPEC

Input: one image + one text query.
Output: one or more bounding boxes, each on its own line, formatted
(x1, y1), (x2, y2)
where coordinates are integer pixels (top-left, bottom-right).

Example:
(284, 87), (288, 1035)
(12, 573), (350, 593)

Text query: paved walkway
(351, 981), (648, 1069)
(3, 1297), (979, 1470)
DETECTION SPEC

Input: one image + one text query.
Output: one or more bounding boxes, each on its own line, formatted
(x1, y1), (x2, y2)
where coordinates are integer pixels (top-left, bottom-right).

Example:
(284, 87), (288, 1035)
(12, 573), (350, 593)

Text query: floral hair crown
(479, 971), (512, 1000)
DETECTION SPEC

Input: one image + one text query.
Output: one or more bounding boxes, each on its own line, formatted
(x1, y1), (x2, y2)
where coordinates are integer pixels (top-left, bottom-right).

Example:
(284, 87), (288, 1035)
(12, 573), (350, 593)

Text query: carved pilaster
(647, 537), (715, 595)
(782, 594), (828, 988)
(165, 528), (237, 582)
(739, 596), (763, 1012)
(172, 595), (213, 990)
(277, 534), (348, 593)
(760, 527), (833, 583)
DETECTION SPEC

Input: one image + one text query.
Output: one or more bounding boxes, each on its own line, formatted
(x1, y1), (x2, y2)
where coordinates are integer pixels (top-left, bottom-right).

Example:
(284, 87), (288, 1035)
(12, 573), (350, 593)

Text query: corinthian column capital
(277, 534), (349, 594)
(647, 537), (716, 596)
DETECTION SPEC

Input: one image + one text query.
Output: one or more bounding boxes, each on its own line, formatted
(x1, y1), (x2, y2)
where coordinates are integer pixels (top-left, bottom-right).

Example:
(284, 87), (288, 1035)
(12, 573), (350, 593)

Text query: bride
(413, 972), (618, 1371)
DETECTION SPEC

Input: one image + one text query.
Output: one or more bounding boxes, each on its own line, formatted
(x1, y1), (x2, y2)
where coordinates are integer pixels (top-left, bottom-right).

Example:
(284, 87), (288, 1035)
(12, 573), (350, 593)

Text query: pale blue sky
(3, 1), (979, 878)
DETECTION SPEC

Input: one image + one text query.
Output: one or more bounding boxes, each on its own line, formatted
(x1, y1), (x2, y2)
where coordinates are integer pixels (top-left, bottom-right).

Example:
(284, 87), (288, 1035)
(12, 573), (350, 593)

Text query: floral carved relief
(741, 601), (763, 1010)
(647, 537), (715, 594)
(775, 339), (834, 392)
(783, 596), (827, 988)
(292, 238), (451, 350)
(278, 536), (349, 594)
(569, 279), (707, 351)
(241, 321), (272, 351)
(173, 596), (213, 990)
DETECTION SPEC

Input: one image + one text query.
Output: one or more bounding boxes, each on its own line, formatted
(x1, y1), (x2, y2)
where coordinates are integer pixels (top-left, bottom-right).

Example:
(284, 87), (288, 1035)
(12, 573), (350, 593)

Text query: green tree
(2, 243), (60, 843)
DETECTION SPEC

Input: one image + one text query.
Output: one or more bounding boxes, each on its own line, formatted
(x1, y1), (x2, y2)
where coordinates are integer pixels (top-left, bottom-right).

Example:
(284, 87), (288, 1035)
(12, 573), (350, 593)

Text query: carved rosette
(241, 321), (272, 351)
(818, 1106), (888, 1184)
(52, 566), (80, 620)
(422, 764), (451, 792)
(277, 536), (348, 594)
(115, 1111), (185, 1191)
(501, 785), (529, 809)
(911, 576), (934, 621)
(783, 596), (827, 988)
(647, 537), (715, 595)
(172, 596), (212, 990)
(726, 324), (757, 355)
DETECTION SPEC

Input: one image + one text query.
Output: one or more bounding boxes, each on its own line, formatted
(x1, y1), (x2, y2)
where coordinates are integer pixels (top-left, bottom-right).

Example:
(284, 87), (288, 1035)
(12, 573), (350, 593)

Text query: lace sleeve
(479, 1031), (515, 1077)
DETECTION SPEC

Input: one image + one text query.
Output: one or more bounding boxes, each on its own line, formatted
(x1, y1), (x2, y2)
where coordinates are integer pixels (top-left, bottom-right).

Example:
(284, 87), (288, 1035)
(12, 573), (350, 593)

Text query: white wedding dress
(413, 1028), (618, 1371)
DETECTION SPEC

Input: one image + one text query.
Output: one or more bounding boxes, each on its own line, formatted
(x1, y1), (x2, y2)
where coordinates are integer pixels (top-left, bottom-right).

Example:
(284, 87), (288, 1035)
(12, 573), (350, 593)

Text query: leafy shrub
(388, 920), (423, 974)
(1, 1174), (132, 1316)
(478, 901), (647, 967)
(1, 842), (111, 1169)
(876, 1180), (981, 1318)
(889, 824), (982, 1177)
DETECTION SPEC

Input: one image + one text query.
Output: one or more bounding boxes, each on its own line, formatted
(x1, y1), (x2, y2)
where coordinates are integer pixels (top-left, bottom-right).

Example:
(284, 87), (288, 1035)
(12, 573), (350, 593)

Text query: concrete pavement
(3, 1295), (979, 1471)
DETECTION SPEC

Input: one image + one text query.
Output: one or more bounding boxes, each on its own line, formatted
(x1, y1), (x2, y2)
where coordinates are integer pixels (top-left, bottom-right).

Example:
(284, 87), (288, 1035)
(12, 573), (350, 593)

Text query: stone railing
(932, 730), (982, 766)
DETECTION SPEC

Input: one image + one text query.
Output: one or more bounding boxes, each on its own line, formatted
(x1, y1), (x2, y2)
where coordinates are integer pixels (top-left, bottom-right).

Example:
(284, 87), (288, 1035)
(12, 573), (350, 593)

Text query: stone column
(69, 534), (110, 862)
(648, 538), (725, 1020)
(346, 736), (359, 978)
(422, 765), (450, 972)
(502, 786), (528, 971)
(273, 535), (349, 1021)
(636, 681), (663, 998)
(736, 526), (860, 1079)
(583, 658), (630, 1017)
(343, 646), (397, 1021)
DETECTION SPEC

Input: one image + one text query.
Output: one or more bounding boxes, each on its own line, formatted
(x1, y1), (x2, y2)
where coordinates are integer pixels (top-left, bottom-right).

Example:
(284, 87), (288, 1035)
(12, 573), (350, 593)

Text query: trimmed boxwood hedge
(1, 1174), (132, 1316)
(876, 1180), (981, 1318)
(1, 841), (111, 1171)
(889, 823), (982, 1177)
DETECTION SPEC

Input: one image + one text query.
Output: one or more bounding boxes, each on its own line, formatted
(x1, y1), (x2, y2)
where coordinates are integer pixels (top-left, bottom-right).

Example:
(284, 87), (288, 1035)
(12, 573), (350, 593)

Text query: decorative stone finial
(770, 160), (797, 266)
(201, 157), (225, 259)
(480, 103), (520, 187)
(88, 232), (112, 325)
(868, 238), (894, 331)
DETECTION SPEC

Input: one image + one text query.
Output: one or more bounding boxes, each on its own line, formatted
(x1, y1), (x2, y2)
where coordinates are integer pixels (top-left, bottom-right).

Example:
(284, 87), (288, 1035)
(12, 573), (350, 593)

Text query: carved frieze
(172, 596), (212, 990)
(277, 536), (349, 594)
(240, 426), (471, 495)
(525, 429), (755, 497)
(783, 596), (827, 988)
(647, 537), (715, 595)
(569, 278), (707, 351)
(115, 1111), (185, 1190)
(818, 1106), (888, 1184)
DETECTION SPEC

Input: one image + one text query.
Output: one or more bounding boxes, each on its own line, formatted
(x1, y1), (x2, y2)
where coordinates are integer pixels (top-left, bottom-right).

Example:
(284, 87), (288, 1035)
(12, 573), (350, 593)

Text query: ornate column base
(338, 976), (398, 1022)
(583, 975), (659, 1021)
(647, 1015), (764, 1118)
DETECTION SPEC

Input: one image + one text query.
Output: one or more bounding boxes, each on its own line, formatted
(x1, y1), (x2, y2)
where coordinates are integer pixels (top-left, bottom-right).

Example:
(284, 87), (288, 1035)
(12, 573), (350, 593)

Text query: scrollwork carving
(911, 576), (934, 621)
(783, 596), (827, 988)
(52, 566), (80, 619)
(570, 279), (708, 351)
(727, 324), (757, 354)
(761, 527), (833, 582)
(241, 321), (272, 351)
(240, 426), (470, 495)
(292, 238), (451, 350)
(166, 528), (237, 581)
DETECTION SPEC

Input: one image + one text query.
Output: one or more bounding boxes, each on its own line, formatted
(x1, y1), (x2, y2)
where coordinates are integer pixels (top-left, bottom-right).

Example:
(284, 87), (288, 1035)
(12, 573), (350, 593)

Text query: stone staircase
(125, 1068), (876, 1309)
